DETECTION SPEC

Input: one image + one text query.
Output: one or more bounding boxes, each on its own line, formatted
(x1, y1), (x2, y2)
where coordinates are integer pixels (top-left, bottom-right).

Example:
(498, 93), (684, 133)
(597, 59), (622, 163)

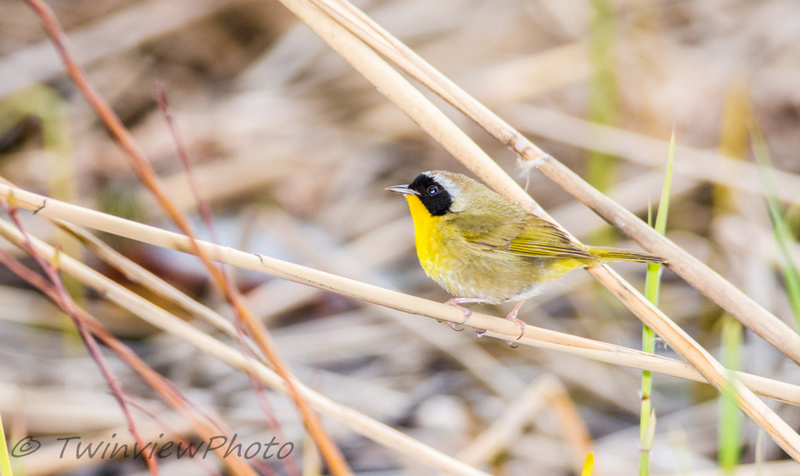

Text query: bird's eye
(427, 185), (439, 196)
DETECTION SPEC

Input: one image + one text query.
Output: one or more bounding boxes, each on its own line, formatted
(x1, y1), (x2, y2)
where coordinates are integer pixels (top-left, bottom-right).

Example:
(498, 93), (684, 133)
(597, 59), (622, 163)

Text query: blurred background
(1, 0), (800, 474)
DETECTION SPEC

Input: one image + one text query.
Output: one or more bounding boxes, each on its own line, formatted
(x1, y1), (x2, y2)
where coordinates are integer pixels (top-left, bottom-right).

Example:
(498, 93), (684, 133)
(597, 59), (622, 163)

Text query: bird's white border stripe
(424, 171), (461, 197)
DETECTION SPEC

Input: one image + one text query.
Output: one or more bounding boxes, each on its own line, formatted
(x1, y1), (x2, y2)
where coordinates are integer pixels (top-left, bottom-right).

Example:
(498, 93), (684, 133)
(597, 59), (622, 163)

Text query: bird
(386, 170), (665, 339)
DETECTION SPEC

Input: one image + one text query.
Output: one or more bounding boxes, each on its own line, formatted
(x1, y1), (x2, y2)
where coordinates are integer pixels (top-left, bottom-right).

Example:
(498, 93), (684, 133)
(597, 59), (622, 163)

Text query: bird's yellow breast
(405, 195), (447, 280)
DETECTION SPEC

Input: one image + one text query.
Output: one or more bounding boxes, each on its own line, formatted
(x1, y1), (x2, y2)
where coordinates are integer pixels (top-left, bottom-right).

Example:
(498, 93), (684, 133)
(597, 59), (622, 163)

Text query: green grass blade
(639, 129), (675, 476)
(653, 130), (674, 237)
(719, 315), (743, 473)
(751, 126), (800, 326)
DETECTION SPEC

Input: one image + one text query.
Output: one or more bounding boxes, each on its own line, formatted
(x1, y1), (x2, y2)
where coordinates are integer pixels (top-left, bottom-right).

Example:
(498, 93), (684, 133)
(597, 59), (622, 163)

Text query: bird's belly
(418, 238), (545, 304)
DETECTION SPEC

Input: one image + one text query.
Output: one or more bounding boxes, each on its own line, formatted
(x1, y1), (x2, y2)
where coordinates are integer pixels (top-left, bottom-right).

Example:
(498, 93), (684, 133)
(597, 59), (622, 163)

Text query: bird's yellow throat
(405, 195), (445, 274)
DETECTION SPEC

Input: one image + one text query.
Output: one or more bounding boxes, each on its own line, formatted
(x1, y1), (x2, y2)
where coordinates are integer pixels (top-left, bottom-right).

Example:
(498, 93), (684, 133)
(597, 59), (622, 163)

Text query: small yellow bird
(387, 170), (664, 338)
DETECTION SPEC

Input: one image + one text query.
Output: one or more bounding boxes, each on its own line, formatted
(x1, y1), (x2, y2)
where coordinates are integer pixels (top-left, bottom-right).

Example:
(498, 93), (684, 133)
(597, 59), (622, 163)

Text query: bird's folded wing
(456, 214), (592, 259)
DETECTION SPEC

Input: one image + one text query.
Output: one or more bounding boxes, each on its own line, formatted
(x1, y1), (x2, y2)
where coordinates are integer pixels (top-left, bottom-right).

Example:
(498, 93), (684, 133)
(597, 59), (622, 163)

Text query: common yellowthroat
(387, 171), (664, 338)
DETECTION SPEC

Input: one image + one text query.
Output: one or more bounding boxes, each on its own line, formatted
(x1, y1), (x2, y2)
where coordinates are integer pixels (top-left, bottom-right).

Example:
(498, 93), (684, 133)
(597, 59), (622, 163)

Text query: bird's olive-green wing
(451, 212), (592, 259)
(506, 216), (593, 259)
(447, 209), (526, 248)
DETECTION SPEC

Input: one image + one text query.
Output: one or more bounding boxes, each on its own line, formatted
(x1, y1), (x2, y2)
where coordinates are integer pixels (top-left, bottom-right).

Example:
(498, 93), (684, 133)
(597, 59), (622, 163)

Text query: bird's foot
(443, 297), (485, 332)
(504, 301), (526, 346)
(443, 298), (470, 331)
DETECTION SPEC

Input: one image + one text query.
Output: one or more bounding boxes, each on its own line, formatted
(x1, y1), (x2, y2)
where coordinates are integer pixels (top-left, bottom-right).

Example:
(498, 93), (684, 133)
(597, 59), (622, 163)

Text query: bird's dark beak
(385, 185), (418, 196)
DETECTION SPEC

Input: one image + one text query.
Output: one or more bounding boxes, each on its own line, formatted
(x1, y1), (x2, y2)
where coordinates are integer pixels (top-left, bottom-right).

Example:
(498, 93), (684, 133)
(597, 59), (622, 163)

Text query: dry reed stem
(12, 0), (800, 462)
(274, 0), (800, 460)
(154, 88), (300, 474)
(85, 321), (263, 476)
(71, 228), (296, 475)
(1, 184), (799, 408)
(305, 0), (800, 369)
(24, 0), (349, 472)
(37, 194), (526, 403)
(0, 216), (490, 476)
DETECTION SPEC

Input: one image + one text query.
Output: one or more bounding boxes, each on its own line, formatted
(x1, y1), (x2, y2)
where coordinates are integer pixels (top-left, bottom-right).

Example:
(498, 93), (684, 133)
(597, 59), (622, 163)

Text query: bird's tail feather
(589, 247), (666, 264)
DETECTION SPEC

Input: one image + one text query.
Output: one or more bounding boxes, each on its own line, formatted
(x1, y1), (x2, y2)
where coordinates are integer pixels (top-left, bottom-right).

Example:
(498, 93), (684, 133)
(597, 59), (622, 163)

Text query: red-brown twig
(153, 84), (219, 247)
(155, 84), (300, 476)
(24, 1), (350, 473)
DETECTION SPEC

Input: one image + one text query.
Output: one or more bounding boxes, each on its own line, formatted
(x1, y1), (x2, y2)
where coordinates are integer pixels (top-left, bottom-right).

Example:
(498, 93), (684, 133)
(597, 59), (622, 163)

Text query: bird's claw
(456, 309), (471, 325)
(444, 298), (473, 330)
(447, 322), (465, 331)
(442, 298), (491, 337)
(508, 316), (526, 340)
(503, 315), (525, 347)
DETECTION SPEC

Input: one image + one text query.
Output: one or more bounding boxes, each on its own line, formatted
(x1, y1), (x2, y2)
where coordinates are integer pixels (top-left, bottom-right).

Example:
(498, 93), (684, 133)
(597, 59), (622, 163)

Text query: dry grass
(2, 0), (800, 475)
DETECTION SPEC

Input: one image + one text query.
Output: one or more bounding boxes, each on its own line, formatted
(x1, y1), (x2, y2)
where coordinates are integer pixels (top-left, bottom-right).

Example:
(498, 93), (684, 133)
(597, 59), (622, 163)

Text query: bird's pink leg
(443, 297), (486, 330)
(505, 300), (526, 341)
